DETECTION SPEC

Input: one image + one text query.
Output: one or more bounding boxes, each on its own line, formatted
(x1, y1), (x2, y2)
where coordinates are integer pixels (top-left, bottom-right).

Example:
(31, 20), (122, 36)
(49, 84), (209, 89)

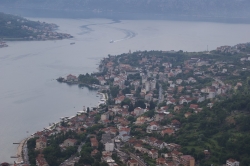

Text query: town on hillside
(0, 12), (73, 44)
(11, 42), (250, 166)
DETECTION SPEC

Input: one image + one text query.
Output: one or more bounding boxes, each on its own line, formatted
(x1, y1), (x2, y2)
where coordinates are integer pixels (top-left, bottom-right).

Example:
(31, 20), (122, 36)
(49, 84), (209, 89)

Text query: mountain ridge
(1, 0), (250, 19)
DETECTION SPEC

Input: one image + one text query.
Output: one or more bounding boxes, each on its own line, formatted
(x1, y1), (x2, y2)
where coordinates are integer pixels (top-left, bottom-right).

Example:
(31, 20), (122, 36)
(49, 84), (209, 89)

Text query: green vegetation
(0, 12), (72, 40)
(43, 131), (82, 166)
(0, 12), (54, 39)
(0, 12), (38, 38)
(78, 73), (100, 85)
(27, 138), (39, 166)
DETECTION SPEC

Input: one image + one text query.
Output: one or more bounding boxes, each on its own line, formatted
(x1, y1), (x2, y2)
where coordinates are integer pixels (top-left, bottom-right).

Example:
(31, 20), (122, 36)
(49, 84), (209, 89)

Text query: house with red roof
(62, 138), (77, 147)
(166, 143), (181, 151)
(171, 150), (183, 163)
(66, 74), (78, 82)
(156, 157), (167, 165)
(171, 119), (181, 128)
(161, 128), (174, 136)
(189, 104), (199, 110)
(90, 137), (99, 149)
(36, 154), (49, 166)
(180, 155), (195, 166)
(133, 107), (145, 116)
(146, 121), (160, 133)
(154, 113), (165, 122)
(134, 143), (143, 151)
(114, 95), (125, 104)
(127, 159), (138, 166)
(148, 149), (158, 159)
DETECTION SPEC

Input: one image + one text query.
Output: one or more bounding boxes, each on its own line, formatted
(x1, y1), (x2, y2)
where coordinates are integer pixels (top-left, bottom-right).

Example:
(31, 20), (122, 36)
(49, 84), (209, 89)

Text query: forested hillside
(0, 12), (40, 38)
(0, 12), (72, 40)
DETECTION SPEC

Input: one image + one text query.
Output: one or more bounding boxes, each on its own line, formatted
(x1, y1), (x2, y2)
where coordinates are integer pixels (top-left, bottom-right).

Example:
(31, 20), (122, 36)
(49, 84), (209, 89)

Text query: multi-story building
(36, 154), (49, 166)
(35, 137), (47, 150)
(180, 155), (195, 166)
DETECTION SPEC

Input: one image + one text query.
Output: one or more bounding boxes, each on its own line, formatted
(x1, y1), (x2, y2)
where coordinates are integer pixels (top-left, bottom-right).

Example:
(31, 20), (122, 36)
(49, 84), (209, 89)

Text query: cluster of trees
(171, 85), (250, 165)
(43, 145), (77, 166)
(27, 137), (39, 166)
(27, 131), (85, 166)
(43, 131), (82, 166)
(75, 132), (107, 166)
(78, 73), (100, 85)
(110, 85), (119, 98)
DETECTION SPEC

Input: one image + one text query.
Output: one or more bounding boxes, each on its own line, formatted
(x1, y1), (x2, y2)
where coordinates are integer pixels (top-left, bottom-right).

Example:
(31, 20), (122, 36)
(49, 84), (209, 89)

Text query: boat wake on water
(109, 28), (137, 43)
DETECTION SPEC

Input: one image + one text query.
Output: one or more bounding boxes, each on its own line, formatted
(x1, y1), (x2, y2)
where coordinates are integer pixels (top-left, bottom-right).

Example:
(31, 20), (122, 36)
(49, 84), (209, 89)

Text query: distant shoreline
(1, 37), (72, 42)
(1, 7), (250, 24)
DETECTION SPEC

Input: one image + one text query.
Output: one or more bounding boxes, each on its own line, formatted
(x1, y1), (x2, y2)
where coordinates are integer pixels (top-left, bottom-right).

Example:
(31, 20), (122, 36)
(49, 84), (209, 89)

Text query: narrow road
(129, 152), (147, 166)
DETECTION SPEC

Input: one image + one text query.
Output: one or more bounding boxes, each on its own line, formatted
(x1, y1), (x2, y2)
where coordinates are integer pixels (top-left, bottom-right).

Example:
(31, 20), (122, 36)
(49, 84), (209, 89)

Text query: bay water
(1, 18), (250, 162)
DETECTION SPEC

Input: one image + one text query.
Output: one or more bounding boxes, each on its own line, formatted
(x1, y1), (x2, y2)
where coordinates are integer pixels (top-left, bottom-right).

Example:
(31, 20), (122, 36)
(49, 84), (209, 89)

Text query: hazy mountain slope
(1, 0), (250, 18)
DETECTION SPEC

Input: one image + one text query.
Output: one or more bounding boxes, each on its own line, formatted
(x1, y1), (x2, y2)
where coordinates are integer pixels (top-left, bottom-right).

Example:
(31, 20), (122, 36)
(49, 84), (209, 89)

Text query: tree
(122, 87), (131, 95)
(121, 98), (131, 107)
(127, 116), (136, 122)
(128, 103), (134, 112)
(144, 110), (155, 118)
(149, 100), (156, 110)
(100, 162), (109, 166)
(134, 100), (146, 109)
(110, 86), (119, 98)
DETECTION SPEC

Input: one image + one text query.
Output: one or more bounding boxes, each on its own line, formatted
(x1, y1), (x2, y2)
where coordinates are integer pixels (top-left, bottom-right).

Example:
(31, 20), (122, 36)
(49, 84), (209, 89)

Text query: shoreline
(11, 137), (29, 165)
(14, 91), (106, 164)
(1, 36), (73, 42)
(0, 37), (73, 48)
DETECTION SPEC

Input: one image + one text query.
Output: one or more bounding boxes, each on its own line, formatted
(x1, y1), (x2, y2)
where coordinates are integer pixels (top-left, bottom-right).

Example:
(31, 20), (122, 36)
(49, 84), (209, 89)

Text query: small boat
(70, 42), (75, 45)
(110, 40), (114, 43)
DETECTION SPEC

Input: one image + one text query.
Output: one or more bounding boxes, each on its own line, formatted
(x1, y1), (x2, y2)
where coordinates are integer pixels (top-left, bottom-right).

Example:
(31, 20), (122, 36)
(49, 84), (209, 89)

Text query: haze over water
(1, 17), (250, 162)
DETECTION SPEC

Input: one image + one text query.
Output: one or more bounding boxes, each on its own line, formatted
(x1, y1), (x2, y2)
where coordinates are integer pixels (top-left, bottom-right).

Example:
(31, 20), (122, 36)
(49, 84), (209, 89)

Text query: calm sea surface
(1, 18), (250, 162)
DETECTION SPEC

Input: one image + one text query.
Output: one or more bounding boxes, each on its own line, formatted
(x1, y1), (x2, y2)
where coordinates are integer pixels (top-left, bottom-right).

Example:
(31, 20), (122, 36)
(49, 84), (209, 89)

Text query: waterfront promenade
(16, 137), (29, 165)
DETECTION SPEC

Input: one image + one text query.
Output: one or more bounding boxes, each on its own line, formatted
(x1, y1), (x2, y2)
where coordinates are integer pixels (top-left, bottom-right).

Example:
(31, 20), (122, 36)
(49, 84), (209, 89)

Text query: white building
(105, 142), (114, 152)
(208, 91), (216, 99)
(145, 80), (156, 92)
(142, 75), (147, 84)
(145, 81), (151, 92)
(226, 158), (240, 166)
(151, 80), (156, 89)
(101, 113), (109, 121)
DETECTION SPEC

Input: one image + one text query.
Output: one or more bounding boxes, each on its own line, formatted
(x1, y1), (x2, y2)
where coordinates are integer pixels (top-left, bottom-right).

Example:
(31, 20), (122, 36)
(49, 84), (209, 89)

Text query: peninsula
(10, 42), (250, 166)
(0, 12), (73, 47)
